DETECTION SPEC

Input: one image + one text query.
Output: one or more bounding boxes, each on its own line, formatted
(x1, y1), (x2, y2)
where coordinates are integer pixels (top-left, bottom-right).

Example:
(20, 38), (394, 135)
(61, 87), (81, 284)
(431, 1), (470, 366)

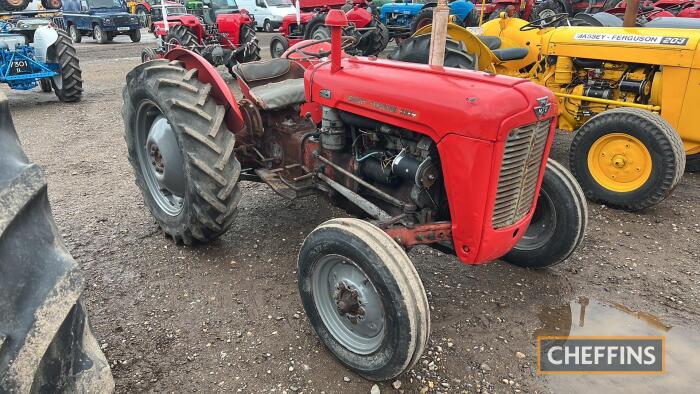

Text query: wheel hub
(149, 144), (165, 174)
(587, 132), (652, 193)
(335, 281), (365, 323)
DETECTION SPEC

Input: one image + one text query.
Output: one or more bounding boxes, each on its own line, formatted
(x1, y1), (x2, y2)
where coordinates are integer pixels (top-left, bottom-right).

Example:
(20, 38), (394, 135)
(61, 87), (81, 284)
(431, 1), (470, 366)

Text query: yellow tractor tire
(686, 153), (700, 172)
(569, 108), (685, 211)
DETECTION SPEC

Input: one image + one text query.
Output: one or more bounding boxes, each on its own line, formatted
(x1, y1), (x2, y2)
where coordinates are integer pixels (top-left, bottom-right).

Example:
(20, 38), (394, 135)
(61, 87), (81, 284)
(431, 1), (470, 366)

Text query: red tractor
(470, 0), (537, 23)
(133, 0), (188, 28)
(269, 0), (388, 58)
(123, 10), (587, 380)
(143, 0), (260, 72)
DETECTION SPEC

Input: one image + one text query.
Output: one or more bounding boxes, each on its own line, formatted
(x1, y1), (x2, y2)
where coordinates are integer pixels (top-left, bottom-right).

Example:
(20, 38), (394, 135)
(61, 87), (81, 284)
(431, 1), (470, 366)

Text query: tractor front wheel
(0, 0), (30, 11)
(569, 107), (685, 211)
(141, 47), (158, 62)
(269, 34), (288, 58)
(123, 60), (242, 245)
(298, 218), (429, 381)
(51, 29), (82, 102)
(503, 159), (587, 269)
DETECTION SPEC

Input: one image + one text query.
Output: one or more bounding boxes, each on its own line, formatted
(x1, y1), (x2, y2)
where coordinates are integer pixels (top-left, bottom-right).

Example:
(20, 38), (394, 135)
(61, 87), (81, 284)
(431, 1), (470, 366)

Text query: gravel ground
(4, 30), (699, 393)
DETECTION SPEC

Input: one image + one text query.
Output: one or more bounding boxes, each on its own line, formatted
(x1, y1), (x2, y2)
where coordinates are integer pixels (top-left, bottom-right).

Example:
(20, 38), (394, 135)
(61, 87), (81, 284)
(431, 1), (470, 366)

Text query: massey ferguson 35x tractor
(269, 0), (388, 58)
(142, 0), (260, 70)
(123, 10), (587, 380)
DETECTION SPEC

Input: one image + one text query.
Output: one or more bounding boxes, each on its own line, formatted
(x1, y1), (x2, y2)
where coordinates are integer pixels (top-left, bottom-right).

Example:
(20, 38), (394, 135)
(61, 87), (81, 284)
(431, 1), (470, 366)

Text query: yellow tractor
(395, 15), (699, 211)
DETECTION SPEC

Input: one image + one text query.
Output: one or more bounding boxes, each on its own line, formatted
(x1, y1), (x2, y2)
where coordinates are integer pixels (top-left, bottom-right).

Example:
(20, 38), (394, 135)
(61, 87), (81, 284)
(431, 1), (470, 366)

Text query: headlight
(131, 17), (138, 23)
(104, 18), (112, 24)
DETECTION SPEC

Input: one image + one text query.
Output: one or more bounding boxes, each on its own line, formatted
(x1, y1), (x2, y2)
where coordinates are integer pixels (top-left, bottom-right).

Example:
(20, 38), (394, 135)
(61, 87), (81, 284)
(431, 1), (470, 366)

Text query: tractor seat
(477, 35), (502, 50)
(492, 47), (529, 62)
(235, 58), (294, 84)
(248, 79), (306, 110)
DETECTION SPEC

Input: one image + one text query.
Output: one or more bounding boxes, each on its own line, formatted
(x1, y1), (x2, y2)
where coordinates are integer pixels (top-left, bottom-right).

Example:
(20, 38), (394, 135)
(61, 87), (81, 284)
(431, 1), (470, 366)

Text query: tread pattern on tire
(52, 29), (82, 102)
(310, 218), (430, 380)
(0, 0), (30, 12)
(411, 7), (434, 34)
(547, 159), (588, 264)
(686, 152), (700, 172)
(569, 107), (685, 211)
(238, 24), (261, 63)
(123, 60), (242, 245)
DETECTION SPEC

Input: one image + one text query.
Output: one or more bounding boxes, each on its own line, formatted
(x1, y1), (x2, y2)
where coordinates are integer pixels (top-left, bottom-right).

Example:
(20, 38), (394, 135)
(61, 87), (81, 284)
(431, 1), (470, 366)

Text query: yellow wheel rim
(587, 133), (652, 193)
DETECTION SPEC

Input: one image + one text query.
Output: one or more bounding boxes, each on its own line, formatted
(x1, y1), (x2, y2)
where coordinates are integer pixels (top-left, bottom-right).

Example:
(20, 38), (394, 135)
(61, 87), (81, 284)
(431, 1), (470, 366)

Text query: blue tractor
(378, 0), (476, 40)
(0, 13), (82, 101)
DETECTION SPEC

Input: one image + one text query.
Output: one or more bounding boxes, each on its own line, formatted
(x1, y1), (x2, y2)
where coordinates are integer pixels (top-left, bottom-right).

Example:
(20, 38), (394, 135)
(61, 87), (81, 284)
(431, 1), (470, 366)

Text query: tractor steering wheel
(520, 13), (570, 31)
(287, 36), (358, 61)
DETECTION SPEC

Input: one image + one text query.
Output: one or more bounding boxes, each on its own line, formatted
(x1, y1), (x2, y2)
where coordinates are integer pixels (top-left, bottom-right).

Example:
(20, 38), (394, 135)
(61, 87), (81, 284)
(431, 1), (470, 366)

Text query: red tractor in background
(269, 0), (388, 58)
(123, 9), (587, 381)
(132, 0), (188, 27)
(470, 0), (537, 23)
(526, 0), (698, 24)
(142, 0), (260, 73)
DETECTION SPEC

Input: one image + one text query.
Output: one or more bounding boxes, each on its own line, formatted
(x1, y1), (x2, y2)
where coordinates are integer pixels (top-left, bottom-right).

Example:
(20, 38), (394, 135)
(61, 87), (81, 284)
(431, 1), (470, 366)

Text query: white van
(237, 0), (296, 32)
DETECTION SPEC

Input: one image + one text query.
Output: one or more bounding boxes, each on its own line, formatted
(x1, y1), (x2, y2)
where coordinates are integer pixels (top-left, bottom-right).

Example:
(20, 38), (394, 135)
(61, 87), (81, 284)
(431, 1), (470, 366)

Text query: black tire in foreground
(49, 29), (83, 102)
(687, 152), (700, 172)
(503, 159), (588, 269)
(298, 218), (429, 381)
(0, 93), (114, 392)
(270, 34), (289, 58)
(123, 60), (242, 245)
(569, 107), (685, 211)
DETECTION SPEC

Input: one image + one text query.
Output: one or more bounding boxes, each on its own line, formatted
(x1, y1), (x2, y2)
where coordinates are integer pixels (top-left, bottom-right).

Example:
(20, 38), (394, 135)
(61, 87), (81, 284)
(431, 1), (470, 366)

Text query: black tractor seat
(477, 35), (502, 50)
(492, 47), (529, 62)
(233, 58), (307, 110)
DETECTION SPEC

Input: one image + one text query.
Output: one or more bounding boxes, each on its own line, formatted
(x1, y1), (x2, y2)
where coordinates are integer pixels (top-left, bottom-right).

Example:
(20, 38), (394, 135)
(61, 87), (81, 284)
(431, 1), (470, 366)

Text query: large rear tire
(235, 23), (261, 63)
(569, 107), (685, 211)
(503, 159), (588, 269)
(165, 24), (200, 50)
(361, 17), (390, 56)
(123, 60), (242, 245)
(298, 218), (429, 381)
(50, 29), (83, 103)
(411, 7), (435, 34)
(0, 93), (114, 393)
(389, 34), (475, 69)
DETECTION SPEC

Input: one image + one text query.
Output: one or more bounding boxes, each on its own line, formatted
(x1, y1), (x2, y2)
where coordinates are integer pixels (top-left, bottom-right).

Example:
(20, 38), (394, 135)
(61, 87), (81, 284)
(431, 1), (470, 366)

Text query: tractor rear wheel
(235, 24), (261, 63)
(530, 0), (564, 24)
(411, 7), (435, 34)
(51, 29), (83, 103)
(41, 0), (61, 9)
(123, 60), (242, 245)
(465, 8), (481, 27)
(569, 107), (685, 211)
(298, 218), (429, 381)
(686, 152), (700, 172)
(0, 93), (114, 392)
(389, 34), (475, 69)
(165, 25), (200, 50)
(362, 17), (390, 56)
(269, 34), (289, 58)
(0, 0), (30, 11)
(503, 159), (587, 269)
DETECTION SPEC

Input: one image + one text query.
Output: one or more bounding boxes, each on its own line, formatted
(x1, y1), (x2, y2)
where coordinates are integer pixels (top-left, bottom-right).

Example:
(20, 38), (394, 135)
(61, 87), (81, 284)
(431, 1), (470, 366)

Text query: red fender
(164, 48), (245, 133)
(345, 7), (373, 28)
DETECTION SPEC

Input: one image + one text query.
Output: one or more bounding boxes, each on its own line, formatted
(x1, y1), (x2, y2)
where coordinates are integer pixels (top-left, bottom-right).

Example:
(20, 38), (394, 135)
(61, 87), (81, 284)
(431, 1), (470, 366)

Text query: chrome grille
(492, 120), (551, 229)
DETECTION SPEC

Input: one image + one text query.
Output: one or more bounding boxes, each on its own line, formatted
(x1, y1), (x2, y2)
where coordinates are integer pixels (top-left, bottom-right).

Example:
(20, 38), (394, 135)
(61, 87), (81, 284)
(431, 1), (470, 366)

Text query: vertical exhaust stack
(623, 0), (640, 27)
(325, 9), (349, 73)
(429, 0), (450, 66)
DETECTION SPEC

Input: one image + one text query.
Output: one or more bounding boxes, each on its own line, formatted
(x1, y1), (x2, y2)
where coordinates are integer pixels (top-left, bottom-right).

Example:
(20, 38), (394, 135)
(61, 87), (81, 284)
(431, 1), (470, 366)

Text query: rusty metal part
(317, 172), (392, 221)
(384, 222), (453, 247)
(314, 153), (411, 210)
(335, 281), (365, 324)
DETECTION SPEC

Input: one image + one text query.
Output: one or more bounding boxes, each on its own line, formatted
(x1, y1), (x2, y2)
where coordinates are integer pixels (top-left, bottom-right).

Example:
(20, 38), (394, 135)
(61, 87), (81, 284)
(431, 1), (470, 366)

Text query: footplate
(255, 166), (314, 200)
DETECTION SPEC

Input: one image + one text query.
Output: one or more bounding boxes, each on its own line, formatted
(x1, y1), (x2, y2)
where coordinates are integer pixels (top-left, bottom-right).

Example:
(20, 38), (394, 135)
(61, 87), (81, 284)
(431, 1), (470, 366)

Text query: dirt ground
(5, 31), (700, 393)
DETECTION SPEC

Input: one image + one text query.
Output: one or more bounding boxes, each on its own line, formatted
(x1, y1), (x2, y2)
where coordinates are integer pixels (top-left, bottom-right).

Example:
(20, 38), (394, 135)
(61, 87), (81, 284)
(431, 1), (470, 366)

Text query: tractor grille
(492, 120), (551, 229)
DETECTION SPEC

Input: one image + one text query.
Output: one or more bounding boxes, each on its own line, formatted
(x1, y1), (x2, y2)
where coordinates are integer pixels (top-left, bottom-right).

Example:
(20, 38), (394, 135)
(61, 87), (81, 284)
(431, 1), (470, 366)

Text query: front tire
(503, 159), (587, 269)
(130, 28), (142, 43)
(269, 34), (288, 58)
(141, 46), (158, 62)
(298, 218), (429, 381)
(569, 108), (685, 211)
(69, 24), (81, 43)
(93, 24), (107, 44)
(122, 60), (242, 245)
(51, 29), (83, 102)
(263, 19), (273, 32)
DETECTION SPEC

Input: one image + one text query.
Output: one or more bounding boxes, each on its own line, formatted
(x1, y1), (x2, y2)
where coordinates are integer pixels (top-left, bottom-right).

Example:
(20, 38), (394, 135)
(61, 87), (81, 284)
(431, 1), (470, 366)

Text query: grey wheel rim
(311, 254), (385, 355)
(138, 10), (148, 27)
(94, 27), (103, 42)
(516, 188), (556, 251)
(70, 26), (77, 41)
(264, 21), (272, 32)
(136, 102), (185, 216)
(539, 9), (557, 24)
(271, 40), (284, 58)
(312, 26), (330, 41)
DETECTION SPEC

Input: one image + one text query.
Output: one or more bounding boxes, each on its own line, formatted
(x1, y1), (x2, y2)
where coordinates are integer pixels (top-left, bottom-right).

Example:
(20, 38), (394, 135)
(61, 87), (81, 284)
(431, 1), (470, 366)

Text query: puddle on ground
(533, 297), (700, 393)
